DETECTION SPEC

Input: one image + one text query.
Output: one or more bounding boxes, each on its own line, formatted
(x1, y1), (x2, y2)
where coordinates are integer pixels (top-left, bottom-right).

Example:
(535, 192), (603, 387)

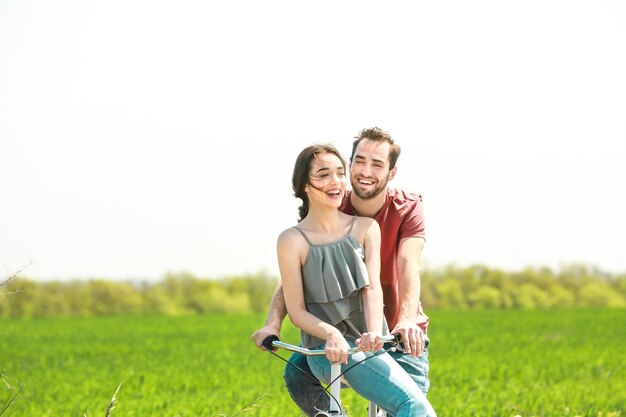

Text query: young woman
(278, 144), (436, 417)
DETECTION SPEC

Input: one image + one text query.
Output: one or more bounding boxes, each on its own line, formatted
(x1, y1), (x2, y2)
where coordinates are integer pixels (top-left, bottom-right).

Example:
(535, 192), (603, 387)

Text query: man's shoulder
(387, 188), (423, 208)
(385, 188), (426, 239)
(339, 190), (354, 213)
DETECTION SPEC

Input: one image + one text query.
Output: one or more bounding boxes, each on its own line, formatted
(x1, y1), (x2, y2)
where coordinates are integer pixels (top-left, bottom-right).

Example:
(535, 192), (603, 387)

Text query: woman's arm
(277, 229), (350, 363)
(359, 218), (385, 351)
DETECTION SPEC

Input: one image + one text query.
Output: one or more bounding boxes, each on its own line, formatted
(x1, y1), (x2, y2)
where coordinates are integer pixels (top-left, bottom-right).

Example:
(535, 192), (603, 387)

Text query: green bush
(469, 286), (501, 309)
(1, 264), (624, 318)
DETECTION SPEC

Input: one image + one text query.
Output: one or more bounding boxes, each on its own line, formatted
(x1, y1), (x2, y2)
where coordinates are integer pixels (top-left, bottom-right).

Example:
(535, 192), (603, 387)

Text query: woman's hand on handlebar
(325, 331), (350, 364)
(356, 331), (384, 352)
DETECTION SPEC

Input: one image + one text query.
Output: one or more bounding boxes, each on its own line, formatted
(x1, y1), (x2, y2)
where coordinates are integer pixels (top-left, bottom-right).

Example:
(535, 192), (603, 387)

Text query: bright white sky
(1, 0), (625, 281)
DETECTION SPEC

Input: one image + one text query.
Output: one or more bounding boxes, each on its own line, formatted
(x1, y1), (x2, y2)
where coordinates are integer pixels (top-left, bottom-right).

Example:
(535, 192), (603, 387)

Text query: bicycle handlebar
(261, 333), (402, 355)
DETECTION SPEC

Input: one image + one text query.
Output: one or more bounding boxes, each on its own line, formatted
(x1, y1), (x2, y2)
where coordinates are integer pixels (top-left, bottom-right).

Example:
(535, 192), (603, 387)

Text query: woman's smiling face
(306, 152), (347, 207)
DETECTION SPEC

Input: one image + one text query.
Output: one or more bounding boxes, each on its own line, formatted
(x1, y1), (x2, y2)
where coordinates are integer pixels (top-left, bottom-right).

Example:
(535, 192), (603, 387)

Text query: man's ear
(389, 166), (397, 181)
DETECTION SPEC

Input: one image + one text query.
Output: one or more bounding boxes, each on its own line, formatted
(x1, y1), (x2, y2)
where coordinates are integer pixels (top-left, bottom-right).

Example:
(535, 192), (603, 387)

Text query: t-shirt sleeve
(399, 194), (426, 241)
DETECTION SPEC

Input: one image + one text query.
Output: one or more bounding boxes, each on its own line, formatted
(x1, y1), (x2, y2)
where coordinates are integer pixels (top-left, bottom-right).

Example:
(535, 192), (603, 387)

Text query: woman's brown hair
(292, 144), (347, 222)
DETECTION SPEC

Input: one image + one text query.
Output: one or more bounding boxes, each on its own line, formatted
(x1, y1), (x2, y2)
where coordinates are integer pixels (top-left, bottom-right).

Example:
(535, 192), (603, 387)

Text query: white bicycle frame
(266, 335), (399, 417)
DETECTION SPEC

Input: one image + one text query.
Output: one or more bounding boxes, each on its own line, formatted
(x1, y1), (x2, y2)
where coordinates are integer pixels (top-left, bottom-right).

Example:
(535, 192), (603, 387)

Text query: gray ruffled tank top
(293, 217), (388, 348)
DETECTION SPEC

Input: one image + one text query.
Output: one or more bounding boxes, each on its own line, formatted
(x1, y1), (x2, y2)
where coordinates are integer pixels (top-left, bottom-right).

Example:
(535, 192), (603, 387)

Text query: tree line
(0, 264), (624, 318)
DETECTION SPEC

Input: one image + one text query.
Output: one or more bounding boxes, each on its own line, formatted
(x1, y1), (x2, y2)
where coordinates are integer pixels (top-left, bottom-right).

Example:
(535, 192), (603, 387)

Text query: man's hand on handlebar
(391, 320), (425, 357)
(252, 325), (281, 351)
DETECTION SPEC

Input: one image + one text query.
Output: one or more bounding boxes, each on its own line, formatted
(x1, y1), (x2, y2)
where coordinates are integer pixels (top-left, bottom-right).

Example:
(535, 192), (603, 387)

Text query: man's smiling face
(350, 138), (396, 200)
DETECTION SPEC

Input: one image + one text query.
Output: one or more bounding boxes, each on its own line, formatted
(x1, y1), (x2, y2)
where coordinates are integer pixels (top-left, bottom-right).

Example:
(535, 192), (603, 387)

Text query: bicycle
(262, 334), (402, 417)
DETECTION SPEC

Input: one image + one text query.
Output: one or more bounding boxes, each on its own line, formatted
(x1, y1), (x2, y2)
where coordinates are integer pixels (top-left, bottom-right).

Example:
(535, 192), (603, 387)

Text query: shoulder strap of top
(293, 218), (357, 244)
(292, 226), (313, 245)
(347, 216), (358, 235)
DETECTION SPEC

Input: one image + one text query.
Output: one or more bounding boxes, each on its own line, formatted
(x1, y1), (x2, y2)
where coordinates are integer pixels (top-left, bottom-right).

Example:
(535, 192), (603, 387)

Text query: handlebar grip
(261, 334), (280, 351)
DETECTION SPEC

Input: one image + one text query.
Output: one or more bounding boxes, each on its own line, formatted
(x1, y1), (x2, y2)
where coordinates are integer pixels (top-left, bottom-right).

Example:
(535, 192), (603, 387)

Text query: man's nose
(360, 163), (372, 176)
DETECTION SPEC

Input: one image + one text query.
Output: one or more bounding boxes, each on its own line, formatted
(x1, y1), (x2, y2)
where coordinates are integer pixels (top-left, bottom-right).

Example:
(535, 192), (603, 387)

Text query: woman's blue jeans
(284, 339), (435, 417)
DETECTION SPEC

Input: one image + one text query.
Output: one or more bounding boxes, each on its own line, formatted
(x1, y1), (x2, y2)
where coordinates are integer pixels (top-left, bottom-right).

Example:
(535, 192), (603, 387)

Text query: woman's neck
(301, 206), (344, 235)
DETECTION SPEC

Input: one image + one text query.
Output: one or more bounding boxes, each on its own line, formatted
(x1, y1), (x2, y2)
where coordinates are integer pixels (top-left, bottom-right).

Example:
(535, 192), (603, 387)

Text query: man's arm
(392, 236), (426, 357)
(251, 283), (288, 350)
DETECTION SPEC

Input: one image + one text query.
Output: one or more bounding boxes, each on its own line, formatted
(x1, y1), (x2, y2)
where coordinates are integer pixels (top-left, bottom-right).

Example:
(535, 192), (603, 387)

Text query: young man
(252, 127), (431, 417)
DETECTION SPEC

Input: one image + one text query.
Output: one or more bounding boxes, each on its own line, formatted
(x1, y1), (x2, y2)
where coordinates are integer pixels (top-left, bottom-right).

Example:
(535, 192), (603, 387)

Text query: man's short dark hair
(351, 127), (401, 169)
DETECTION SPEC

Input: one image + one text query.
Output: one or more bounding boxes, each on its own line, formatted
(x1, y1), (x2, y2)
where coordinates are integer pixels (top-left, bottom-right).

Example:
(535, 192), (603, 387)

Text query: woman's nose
(330, 173), (341, 183)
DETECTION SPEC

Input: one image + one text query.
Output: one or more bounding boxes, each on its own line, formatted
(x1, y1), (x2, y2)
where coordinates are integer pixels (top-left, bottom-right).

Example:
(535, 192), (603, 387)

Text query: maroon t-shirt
(340, 188), (429, 332)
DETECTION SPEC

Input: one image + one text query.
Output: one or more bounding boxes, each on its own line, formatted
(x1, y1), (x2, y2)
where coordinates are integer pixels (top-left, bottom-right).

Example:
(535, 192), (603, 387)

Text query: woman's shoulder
(277, 225), (309, 248)
(350, 215), (380, 242)
(278, 226), (301, 240)
(337, 212), (373, 227)
(353, 215), (378, 230)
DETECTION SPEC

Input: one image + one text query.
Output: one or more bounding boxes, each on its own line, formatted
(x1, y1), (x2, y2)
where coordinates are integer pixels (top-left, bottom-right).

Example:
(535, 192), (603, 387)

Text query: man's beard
(350, 173), (390, 200)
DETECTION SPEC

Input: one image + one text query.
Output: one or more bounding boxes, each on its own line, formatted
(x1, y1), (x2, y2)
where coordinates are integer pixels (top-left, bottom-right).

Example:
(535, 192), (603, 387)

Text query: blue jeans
(284, 339), (434, 417)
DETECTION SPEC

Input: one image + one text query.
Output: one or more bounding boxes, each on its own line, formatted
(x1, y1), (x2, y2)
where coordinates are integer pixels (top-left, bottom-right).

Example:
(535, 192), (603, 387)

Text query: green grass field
(0, 309), (624, 416)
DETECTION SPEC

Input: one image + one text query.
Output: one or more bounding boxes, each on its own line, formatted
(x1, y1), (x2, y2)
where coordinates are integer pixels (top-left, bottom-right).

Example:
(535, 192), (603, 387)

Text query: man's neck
(350, 188), (388, 218)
